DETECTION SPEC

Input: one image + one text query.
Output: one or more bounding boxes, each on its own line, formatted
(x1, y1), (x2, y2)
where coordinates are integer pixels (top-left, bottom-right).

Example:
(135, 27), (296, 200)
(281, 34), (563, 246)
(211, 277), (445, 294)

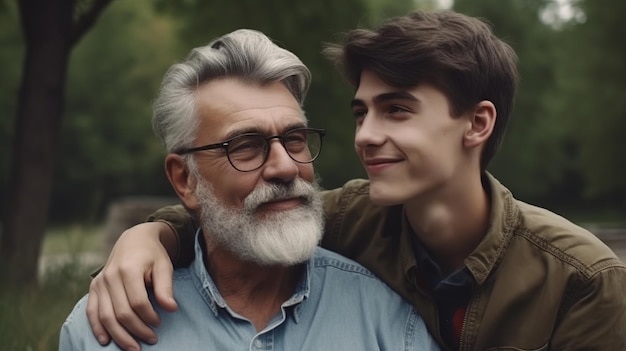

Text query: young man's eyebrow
(374, 91), (419, 104)
(350, 99), (366, 108)
(351, 91), (419, 108)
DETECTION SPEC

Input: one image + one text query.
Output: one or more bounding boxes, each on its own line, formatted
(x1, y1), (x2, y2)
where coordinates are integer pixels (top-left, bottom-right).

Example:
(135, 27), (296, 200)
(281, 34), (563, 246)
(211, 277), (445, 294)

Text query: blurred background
(0, 0), (625, 349)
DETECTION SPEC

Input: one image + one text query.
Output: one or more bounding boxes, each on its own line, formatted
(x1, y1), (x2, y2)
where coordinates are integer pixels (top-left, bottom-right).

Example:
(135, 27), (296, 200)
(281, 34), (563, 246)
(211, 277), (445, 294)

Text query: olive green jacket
(151, 174), (626, 351)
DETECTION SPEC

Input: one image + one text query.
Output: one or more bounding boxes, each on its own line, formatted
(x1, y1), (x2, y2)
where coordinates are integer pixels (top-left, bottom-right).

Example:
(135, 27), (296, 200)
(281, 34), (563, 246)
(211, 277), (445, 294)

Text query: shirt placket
(250, 331), (274, 351)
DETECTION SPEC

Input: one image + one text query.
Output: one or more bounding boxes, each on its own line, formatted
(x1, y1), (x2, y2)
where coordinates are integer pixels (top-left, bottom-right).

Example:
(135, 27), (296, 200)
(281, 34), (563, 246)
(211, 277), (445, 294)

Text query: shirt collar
(410, 229), (474, 292)
(189, 229), (311, 322)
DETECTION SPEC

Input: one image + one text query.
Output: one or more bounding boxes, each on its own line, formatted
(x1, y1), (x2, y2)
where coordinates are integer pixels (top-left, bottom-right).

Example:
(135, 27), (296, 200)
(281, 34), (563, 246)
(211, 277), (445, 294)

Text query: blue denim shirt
(60, 233), (440, 351)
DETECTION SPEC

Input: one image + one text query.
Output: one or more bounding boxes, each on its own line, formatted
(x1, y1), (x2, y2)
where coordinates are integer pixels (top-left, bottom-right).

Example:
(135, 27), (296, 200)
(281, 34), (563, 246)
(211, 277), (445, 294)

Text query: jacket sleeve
(319, 179), (374, 251)
(320, 187), (347, 249)
(147, 204), (198, 268)
(550, 263), (626, 349)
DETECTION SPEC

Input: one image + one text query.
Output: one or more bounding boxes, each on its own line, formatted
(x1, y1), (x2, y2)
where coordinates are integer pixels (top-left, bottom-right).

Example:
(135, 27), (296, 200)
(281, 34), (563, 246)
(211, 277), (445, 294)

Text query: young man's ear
(165, 154), (200, 211)
(464, 100), (496, 148)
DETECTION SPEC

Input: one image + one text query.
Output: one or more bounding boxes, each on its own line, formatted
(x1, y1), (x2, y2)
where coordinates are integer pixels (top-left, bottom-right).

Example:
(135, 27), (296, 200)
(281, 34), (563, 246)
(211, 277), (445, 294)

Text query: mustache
(243, 179), (318, 212)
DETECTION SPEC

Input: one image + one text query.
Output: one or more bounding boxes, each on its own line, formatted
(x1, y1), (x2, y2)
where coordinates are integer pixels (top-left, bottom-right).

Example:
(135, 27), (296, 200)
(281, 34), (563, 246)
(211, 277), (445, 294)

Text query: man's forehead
(196, 77), (301, 112)
(195, 77), (305, 133)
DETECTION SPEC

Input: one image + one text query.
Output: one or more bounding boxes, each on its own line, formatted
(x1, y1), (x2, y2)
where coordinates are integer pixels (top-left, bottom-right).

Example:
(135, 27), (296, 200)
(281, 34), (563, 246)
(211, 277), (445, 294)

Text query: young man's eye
(389, 105), (409, 113)
(352, 109), (367, 119)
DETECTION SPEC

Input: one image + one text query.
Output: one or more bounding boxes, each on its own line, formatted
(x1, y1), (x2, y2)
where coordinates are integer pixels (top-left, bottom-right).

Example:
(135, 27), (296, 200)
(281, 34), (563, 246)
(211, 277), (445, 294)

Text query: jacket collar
(399, 172), (520, 286)
(464, 172), (520, 285)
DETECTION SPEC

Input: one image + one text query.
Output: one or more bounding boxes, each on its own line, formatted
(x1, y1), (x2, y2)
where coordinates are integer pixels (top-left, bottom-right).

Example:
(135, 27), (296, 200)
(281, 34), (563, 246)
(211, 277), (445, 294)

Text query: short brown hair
(324, 10), (518, 169)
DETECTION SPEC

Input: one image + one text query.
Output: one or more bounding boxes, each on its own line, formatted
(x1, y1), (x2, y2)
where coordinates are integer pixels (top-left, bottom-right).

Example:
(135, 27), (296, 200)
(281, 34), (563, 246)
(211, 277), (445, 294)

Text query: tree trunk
(0, 3), (71, 287)
(1, 0), (115, 287)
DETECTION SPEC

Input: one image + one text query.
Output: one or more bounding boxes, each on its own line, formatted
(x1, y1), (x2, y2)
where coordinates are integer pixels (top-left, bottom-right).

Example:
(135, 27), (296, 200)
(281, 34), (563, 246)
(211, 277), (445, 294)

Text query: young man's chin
(368, 184), (405, 206)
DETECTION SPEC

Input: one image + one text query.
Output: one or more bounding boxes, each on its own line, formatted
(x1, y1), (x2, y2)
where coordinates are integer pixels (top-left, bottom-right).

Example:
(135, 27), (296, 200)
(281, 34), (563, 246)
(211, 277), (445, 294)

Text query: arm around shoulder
(148, 204), (199, 267)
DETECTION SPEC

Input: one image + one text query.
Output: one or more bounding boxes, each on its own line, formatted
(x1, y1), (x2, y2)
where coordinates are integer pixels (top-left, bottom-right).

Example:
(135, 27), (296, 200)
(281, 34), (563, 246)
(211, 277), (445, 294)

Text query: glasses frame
(175, 127), (326, 172)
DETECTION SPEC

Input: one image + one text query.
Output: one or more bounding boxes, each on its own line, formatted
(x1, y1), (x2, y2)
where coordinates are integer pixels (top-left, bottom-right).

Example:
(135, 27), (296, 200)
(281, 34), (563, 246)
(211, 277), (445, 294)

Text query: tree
(1, 0), (114, 287)
(0, 3), (23, 221)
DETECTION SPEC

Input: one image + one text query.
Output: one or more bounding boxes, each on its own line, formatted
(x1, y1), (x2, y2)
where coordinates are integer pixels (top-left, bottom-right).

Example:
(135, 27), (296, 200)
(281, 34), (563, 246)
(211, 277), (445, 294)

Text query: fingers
(86, 282), (111, 346)
(151, 259), (178, 312)
(103, 265), (159, 345)
(89, 273), (145, 351)
(83, 222), (177, 349)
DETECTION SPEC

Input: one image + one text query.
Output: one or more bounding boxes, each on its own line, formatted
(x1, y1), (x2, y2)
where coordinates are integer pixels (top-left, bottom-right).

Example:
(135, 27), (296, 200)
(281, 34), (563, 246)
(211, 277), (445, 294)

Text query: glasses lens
(226, 134), (267, 171)
(285, 129), (322, 163)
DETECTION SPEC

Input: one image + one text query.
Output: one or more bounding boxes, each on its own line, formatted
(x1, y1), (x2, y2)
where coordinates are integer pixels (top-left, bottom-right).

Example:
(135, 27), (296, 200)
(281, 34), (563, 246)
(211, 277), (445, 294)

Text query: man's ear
(165, 154), (200, 211)
(464, 100), (496, 149)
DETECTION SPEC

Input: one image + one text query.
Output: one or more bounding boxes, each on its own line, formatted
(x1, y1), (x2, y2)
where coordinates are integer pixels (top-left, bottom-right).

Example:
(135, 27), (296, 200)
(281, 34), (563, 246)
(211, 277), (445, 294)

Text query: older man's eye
(229, 136), (265, 154)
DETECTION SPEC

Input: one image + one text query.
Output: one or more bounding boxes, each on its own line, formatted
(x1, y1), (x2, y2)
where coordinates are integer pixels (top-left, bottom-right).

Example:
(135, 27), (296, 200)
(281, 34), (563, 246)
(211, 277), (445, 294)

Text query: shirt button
(254, 339), (263, 348)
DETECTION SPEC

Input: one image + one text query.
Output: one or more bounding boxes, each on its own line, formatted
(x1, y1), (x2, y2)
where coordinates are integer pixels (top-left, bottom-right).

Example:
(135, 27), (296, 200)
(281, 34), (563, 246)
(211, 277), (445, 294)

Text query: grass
(42, 224), (101, 256)
(0, 225), (102, 351)
(0, 261), (93, 351)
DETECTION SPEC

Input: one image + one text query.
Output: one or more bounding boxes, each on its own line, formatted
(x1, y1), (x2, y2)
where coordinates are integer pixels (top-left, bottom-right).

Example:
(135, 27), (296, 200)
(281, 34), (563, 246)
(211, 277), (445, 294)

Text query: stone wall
(101, 196), (180, 254)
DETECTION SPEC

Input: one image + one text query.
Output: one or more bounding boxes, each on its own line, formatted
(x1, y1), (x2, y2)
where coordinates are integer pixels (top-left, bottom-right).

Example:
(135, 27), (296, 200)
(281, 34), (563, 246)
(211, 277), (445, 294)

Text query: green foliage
(366, 0), (425, 23)
(42, 224), (100, 255)
(452, 0), (625, 213)
(0, 262), (91, 351)
(0, 225), (98, 350)
(50, 0), (179, 221)
(454, 0), (566, 203)
(549, 0), (626, 203)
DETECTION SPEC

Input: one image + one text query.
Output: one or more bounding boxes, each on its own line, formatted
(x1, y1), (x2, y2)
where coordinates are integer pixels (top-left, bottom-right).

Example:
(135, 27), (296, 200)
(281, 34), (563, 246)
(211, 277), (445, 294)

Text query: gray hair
(152, 29), (312, 152)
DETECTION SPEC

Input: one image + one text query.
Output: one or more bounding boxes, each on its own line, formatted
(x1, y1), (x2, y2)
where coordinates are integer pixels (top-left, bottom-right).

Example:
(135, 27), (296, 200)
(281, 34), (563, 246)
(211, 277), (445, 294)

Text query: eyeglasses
(175, 128), (326, 172)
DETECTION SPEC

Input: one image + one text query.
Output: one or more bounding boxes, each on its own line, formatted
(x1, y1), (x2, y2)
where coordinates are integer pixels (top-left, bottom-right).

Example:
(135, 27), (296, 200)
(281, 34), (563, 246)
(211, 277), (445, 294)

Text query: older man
(59, 29), (439, 350)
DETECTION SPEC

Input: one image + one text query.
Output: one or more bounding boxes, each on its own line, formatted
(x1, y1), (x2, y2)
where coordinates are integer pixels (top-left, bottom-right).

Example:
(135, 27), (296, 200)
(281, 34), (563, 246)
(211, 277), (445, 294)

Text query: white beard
(194, 177), (323, 266)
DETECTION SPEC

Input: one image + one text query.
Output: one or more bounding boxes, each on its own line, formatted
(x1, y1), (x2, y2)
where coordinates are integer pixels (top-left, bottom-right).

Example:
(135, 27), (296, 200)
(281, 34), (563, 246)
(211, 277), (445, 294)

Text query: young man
(87, 11), (626, 351)
(60, 29), (439, 351)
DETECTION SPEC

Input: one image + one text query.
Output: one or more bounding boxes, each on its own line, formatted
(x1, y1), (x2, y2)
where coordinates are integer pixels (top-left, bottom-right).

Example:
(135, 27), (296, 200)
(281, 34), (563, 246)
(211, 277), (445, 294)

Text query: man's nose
(355, 115), (385, 148)
(261, 139), (299, 183)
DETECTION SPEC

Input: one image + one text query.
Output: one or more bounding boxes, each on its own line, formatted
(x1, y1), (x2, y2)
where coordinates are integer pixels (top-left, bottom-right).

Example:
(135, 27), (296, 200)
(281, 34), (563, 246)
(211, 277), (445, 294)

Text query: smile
(362, 158), (402, 173)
